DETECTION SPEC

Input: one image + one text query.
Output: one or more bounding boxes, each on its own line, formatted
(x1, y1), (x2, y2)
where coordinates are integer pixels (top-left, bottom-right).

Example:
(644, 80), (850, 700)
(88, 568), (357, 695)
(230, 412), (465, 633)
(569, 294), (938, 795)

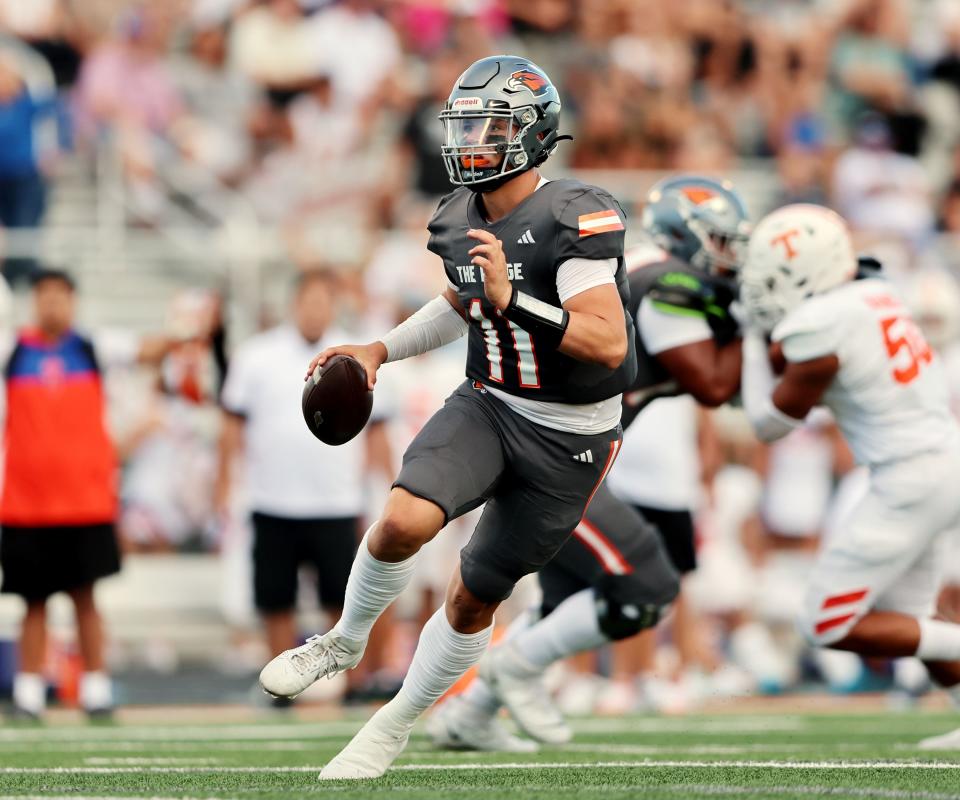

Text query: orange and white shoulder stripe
(578, 209), (624, 237)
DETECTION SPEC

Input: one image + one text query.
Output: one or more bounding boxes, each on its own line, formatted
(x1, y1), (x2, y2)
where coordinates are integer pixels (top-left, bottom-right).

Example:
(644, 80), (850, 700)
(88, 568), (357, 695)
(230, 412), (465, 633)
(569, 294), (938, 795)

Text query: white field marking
(0, 766), (321, 774)
(571, 717), (806, 734)
(83, 757), (223, 765)
(5, 760), (960, 774)
(395, 744), (870, 760)
(392, 760), (960, 772)
(652, 786), (960, 800)
(0, 716), (812, 743)
(0, 741), (315, 753)
(0, 797), (224, 800)
(0, 722), (366, 742)
(311, 788), (960, 800)
(561, 743), (875, 755)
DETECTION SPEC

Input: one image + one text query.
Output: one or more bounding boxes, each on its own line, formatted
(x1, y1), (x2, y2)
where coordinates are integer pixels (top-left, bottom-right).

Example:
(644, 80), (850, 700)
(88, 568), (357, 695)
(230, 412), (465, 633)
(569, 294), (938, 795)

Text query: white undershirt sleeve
(638, 296), (713, 355)
(381, 294), (468, 363)
(741, 330), (803, 442)
(555, 257), (617, 304)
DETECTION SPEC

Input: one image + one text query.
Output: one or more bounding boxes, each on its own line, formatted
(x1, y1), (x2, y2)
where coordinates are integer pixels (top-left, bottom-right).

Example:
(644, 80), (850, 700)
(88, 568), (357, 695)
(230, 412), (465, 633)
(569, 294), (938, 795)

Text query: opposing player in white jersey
(738, 204), (960, 724)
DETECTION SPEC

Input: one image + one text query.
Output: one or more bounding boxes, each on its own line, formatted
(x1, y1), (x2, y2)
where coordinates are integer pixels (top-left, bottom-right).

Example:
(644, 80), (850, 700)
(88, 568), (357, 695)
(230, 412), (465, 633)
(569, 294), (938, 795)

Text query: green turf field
(2, 708), (959, 799)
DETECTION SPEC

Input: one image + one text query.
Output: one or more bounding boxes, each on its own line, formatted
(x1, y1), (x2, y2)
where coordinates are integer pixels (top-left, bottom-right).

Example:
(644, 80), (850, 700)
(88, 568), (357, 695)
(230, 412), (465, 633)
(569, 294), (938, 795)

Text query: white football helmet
(905, 267), (960, 352)
(740, 204), (857, 333)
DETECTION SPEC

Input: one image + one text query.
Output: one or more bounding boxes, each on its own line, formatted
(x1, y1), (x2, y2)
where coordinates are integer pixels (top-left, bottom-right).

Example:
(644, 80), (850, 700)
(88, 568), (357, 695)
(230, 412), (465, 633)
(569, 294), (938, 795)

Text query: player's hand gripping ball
(301, 355), (373, 445)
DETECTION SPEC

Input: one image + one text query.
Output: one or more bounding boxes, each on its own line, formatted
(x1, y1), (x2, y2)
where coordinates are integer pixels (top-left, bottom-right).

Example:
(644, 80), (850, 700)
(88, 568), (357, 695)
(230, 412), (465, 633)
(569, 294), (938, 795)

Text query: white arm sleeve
(741, 330), (803, 443)
(556, 257), (616, 304)
(381, 294), (468, 363)
(638, 296), (713, 355)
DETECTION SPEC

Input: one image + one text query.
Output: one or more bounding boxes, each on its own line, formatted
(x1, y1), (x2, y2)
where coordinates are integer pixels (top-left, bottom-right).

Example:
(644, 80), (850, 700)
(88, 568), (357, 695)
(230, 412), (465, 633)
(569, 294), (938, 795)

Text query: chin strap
(534, 133), (574, 166)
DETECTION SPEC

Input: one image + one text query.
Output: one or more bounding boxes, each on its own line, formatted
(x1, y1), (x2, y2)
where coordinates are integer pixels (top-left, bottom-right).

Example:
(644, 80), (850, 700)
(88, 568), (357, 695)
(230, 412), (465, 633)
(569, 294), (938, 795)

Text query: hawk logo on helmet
(505, 69), (549, 95)
(680, 187), (717, 205)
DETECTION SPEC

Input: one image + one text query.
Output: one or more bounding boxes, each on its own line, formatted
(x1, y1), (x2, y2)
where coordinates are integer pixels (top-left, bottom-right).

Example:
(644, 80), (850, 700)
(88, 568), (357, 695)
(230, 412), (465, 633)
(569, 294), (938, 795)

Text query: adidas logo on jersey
(572, 450), (594, 463)
(517, 230), (536, 244)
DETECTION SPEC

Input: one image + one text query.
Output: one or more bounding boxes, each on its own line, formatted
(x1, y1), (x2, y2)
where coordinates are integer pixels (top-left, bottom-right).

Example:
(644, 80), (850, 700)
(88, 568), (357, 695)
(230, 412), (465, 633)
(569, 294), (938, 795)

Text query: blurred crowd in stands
(3, 0), (960, 710)
(8, 0), (960, 263)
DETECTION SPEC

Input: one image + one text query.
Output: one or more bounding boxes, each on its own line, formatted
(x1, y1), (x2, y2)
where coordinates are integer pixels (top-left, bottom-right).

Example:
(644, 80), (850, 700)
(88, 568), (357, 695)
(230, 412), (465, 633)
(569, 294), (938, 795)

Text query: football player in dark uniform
(259, 55), (637, 779)
(429, 176), (750, 750)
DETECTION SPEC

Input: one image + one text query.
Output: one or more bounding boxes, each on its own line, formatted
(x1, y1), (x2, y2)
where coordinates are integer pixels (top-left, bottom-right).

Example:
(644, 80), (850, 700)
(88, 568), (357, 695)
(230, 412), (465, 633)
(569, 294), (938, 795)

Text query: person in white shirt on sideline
(218, 269), (393, 702)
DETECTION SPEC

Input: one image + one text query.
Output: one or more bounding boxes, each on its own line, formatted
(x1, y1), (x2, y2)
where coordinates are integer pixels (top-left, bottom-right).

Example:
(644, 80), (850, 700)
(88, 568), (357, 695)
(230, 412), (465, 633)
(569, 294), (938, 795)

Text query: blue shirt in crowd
(0, 90), (54, 179)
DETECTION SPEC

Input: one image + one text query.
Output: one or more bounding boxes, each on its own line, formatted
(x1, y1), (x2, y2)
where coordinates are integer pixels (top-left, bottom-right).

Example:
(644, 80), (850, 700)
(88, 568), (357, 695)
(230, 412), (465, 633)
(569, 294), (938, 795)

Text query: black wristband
(501, 287), (570, 349)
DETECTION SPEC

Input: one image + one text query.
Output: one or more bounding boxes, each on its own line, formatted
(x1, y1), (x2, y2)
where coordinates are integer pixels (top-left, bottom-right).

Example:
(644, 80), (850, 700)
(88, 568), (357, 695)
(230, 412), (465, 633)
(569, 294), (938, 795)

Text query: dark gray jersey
(427, 179), (637, 404)
(620, 248), (721, 428)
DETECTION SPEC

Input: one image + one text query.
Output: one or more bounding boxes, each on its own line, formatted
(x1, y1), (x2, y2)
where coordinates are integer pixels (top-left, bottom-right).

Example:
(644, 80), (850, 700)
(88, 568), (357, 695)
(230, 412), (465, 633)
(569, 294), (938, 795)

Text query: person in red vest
(0, 267), (176, 718)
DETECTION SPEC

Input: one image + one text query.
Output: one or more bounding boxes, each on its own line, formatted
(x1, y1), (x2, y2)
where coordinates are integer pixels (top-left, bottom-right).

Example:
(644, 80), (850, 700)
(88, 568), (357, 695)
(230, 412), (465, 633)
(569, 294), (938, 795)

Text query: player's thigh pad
(393, 381), (506, 523)
(801, 449), (960, 645)
(537, 486), (679, 636)
(459, 406), (621, 603)
(583, 487), (680, 637)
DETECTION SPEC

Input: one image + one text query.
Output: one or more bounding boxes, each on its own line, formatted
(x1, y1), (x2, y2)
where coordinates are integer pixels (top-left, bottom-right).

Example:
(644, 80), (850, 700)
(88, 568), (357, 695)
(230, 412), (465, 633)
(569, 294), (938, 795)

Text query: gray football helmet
(439, 55), (568, 191)
(641, 176), (750, 273)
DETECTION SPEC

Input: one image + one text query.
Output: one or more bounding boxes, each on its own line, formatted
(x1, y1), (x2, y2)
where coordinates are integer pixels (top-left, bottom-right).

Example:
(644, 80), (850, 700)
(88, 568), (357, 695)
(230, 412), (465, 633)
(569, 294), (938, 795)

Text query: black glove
(647, 272), (740, 346)
(706, 279), (740, 345)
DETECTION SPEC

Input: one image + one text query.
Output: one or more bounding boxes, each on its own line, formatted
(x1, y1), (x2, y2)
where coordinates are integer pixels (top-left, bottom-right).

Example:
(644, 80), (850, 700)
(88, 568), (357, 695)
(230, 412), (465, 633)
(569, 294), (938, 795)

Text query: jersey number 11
(470, 300), (541, 389)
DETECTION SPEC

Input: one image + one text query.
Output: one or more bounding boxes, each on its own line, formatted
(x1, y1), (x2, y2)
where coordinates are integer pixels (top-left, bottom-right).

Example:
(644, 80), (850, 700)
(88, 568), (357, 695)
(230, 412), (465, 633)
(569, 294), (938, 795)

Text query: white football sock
(381, 607), (493, 732)
(461, 606), (537, 715)
(334, 526), (419, 642)
(509, 588), (609, 670)
(13, 672), (46, 715)
(916, 618), (960, 661)
(80, 671), (113, 710)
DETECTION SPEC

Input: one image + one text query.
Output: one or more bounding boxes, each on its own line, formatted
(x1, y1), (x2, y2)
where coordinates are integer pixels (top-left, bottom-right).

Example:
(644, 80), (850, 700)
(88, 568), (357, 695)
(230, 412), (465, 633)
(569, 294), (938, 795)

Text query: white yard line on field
(0, 716), (811, 743)
(571, 718), (806, 734)
(556, 743), (875, 756)
(0, 797), (225, 800)
(392, 760), (960, 772)
(315, 787), (960, 800)
(397, 743), (876, 759)
(1, 791), (950, 800)
(0, 722), (366, 742)
(0, 741), (316, 753)
(4, 759), (960, 774)
(652, 785), (960, 800)
(83, 757), (224, 765)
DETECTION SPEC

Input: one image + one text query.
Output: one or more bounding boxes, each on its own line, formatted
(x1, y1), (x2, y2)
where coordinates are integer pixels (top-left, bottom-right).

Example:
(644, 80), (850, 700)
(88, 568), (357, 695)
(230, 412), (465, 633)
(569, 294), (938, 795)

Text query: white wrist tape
(742, 330), (803, 442)
(381, 295), (468, 363)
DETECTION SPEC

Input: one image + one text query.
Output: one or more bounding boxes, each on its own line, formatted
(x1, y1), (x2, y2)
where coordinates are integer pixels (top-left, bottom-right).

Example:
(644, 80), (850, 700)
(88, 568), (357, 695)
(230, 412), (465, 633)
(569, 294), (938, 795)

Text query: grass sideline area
(1, 704), (959, 799)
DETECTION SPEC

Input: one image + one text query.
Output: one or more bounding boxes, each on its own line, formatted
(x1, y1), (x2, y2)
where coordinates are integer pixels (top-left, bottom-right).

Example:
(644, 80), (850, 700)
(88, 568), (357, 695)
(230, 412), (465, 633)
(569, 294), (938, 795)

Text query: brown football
(769, 340), (786, 375)
(301, 355), (373, 445)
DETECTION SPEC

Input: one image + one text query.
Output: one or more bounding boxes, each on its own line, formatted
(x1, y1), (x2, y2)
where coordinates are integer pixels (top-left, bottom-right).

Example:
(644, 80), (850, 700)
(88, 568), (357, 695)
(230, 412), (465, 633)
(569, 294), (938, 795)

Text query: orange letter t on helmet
(771, 228), (801, 260)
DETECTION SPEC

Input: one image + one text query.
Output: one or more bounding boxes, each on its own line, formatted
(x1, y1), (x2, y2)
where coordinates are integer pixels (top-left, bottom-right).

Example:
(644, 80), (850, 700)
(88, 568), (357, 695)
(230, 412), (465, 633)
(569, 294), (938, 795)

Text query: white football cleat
(479, 644), (573, 745)
(318, 708), (409, 780)
(917, 727), (960, 750)
(427, 695), (539, 753)
(259, 630), (365, 699)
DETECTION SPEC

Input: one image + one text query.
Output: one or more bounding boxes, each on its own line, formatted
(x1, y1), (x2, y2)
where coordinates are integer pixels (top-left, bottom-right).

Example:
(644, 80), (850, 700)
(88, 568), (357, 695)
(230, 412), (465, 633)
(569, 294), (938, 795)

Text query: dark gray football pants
(394, 380), (621, 602)
(539, 482), (681, 638)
